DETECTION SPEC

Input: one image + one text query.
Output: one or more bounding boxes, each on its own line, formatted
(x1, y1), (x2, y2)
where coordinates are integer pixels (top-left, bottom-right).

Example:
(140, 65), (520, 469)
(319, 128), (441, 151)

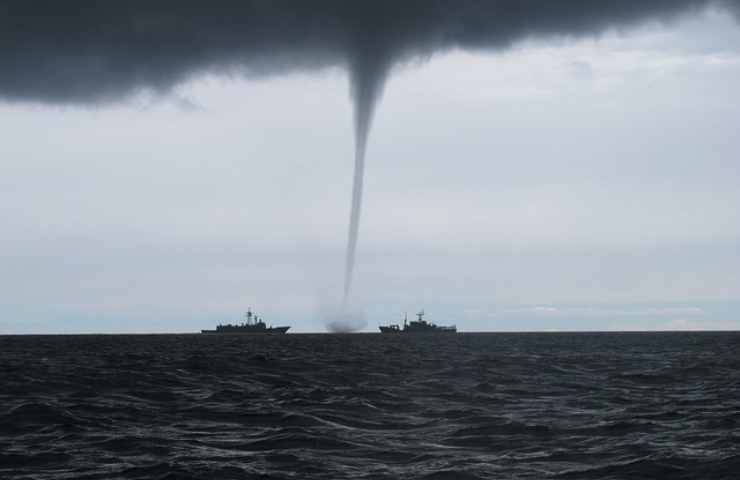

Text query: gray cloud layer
(1, 0), (738, 104)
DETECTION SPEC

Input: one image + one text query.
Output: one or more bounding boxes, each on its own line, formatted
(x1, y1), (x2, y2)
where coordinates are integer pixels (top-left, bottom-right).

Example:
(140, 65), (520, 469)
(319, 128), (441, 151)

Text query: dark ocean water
(1, 332), (739, 480)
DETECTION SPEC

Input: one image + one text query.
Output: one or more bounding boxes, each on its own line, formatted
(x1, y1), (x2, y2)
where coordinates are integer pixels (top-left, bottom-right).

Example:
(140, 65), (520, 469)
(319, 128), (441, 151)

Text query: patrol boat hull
(379, 310), (456, 334)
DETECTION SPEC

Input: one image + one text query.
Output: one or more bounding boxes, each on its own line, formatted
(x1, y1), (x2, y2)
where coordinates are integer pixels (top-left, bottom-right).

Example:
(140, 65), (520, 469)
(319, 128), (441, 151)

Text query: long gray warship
(201, 309), (290, 334)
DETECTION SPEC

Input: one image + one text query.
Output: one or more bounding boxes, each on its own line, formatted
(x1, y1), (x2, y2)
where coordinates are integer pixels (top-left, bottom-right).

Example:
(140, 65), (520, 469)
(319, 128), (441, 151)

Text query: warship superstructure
(379, 310), (456, 334)
(201, 309), (290, 334)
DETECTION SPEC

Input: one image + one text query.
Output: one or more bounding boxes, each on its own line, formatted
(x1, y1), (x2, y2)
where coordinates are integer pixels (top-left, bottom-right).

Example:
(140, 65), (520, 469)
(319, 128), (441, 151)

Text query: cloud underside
(1, 0), (738, 104)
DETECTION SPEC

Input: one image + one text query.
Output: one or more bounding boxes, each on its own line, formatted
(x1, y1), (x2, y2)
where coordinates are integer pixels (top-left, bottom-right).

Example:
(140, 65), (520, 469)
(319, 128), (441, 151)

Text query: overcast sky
(1, 6), (739, 333)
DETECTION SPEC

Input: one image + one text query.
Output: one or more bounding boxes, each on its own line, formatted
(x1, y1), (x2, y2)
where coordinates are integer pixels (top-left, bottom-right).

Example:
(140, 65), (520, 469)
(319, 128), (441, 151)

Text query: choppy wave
(1, 332), (739, 479)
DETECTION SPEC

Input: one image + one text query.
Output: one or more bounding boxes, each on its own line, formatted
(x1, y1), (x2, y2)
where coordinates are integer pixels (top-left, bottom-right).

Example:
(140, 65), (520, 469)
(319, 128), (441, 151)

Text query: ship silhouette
(379, 310), (456, 333)
(201, 309), (290, 334)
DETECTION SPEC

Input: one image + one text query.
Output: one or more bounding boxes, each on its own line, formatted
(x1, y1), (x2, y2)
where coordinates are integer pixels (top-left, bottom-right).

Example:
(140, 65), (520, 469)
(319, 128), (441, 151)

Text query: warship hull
(201, 326), (290, 334)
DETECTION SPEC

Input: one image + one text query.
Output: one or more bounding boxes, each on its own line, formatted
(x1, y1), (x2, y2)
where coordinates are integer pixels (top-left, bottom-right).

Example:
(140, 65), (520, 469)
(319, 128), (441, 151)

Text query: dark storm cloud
(1, 0), (738, 104)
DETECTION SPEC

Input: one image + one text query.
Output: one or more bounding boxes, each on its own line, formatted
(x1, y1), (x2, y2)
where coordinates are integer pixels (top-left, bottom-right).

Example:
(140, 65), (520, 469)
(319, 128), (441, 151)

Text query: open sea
(1, 332), (739, 479)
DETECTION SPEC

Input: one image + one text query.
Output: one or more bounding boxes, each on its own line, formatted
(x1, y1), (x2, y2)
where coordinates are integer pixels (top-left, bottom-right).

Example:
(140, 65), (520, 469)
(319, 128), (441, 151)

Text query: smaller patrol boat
(380, 310), (456, 334)
(201, 309), (290, 334)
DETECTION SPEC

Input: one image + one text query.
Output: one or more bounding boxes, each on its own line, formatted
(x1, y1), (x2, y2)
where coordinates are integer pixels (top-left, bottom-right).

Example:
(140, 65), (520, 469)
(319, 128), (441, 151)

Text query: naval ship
(379, 310), (456, 333)
(201, 309), (290, 334)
